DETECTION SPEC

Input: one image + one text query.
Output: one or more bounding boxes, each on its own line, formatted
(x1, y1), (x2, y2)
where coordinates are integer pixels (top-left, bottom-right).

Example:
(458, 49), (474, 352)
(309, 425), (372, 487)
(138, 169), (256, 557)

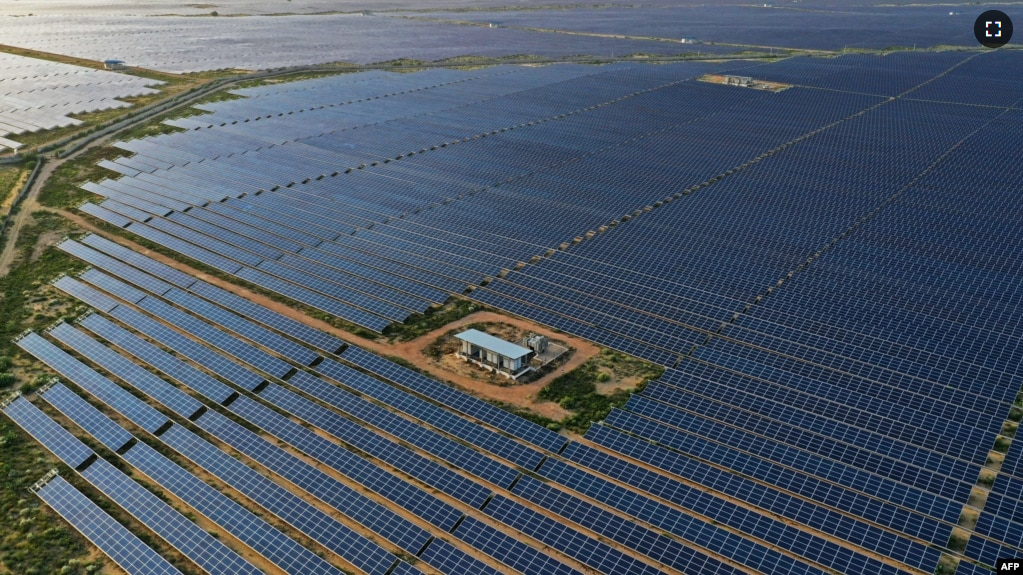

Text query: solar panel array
(83, 61), (793, 332)
(0, 13), (738, 74)
(32, 474), (182, 575)
(408, 4), (976, 51)
(3, 224), (925, 575)
(0, 52), (161, 149)
(7, 49), (1023, 575)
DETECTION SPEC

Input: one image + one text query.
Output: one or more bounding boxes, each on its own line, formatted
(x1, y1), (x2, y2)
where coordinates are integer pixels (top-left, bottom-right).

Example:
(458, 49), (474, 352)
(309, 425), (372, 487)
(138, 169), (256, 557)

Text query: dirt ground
(29, 229), (64, 263)
(700, 73), (791, 91)
(388, 311), (604, 421)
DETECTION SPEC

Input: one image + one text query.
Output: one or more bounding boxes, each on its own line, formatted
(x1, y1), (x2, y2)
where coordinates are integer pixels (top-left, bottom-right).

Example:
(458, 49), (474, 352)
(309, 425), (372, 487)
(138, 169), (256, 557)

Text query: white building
(455, 329), (534, 379)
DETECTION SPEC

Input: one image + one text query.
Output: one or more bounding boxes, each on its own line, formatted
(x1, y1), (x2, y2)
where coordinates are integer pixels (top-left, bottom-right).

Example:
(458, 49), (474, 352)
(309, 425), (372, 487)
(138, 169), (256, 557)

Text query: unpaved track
(0, 159), (60, 276)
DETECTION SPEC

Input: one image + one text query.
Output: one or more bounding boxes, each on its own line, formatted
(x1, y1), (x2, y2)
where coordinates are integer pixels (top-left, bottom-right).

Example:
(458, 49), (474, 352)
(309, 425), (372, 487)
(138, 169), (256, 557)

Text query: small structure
(724, 75), (753, 87)
(456, 329), (534, 379)
(103, 59), (126, 70)
(524, 333), (549, 354)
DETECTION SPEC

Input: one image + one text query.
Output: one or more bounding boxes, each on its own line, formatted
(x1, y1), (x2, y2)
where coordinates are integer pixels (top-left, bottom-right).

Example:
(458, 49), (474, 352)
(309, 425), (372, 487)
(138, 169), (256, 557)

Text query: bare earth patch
(30, 230), (64, 263)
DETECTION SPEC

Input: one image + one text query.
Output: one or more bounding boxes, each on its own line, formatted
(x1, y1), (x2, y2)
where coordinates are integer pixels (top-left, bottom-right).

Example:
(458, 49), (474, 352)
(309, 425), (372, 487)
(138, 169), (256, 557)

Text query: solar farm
(0, 2), (1021, 575)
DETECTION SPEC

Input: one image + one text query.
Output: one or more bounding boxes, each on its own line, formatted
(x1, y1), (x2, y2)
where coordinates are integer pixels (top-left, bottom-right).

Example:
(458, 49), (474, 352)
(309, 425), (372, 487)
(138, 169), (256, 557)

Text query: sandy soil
(29, 230), (64, 263)
(595, 372), (644, 395)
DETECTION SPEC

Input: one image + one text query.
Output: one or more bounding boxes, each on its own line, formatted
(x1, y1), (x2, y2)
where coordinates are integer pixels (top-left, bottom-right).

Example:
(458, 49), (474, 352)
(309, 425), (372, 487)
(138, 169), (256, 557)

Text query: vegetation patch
(0, 418), (105, 575)
(538, 348), (664, 433)
(0, 165), (27, 211)
(37, 146), (128, 209)
(0, 212), (85, 366)
(0, 212), (99, 574)
(383, 297), (479, 342)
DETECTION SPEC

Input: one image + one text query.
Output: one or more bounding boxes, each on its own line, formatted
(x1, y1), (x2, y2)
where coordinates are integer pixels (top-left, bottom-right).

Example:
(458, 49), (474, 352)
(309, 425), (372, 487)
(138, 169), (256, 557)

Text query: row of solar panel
(53, 251), (937, 575)
(28, 311), (737, 575)
(83, 73), (879, 337)
(46, 236), (928, 568)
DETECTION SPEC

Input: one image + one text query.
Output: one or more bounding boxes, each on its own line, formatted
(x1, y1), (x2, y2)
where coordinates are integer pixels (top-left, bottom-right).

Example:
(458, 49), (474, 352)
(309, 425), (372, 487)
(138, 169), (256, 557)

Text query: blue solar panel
(133, 295), (294, 379)
(51, 275), (120, 313)
(105, 305), (265, 390)
(417, 539), (504, 575)
(58, 239), (174, 295)
(34, 475), (182, 575)
(567, 428), (945, 572)
(3, 396), (94, 469)
(81, 457), (263, 575)
(79, 268), (147, 303)
(16, 332), (170, 435)
(482, 495), (664, 575)
(186, 279), (346, 354)
(48, 322), (205, 421)
(157, 423), (399, 575)
(226, 393), (465, 531)
(534, 456), (904, 575)
(160, 287), (319, 365)
(191, 409), (433, 556)
(453, 516), (583, 575)
(511, 475), (759, 575)
(38, 383), (134, 453)
(122, 441), (346, 575)
(313, 358), (543, 469)
(79, 202), (132, 227)
(340, 346), (566, 452)
(78, 312), (238, 405)
(279, 371), (519, 489)
(79, 233), (197, 288)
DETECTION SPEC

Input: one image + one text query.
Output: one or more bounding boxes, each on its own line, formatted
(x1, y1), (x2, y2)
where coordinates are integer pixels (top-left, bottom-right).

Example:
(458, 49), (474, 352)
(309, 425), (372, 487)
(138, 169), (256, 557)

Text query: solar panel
(34, 474), (182, 575)
(105, 305), (265, 391)
(38, 383), (134, 453)
(16, 332), (171, 435)
(79, 233), (196, 288)
(535, 452), (897, 575)
(453, 516), (583, 575)
(160, 287), (319, 365)
(482, 495), (664, 575)
(48, 322), (205, 421)
(2, 395), (94, 470)
(132, 295), (293, 379)
(191, 409), (432, 556)
(79, 202), (131, 227)
(122, 441), (346, 575)
(81, 457), (264, 575)
(285, 370), (519, 487)
(157, 422), (399, 575)
(58, 239), (174, 295)
(259, 382), (494, 507)
(576, 424), (945, 571)
(416, 539), (504, 575)
(186, 279), (346, 354)
(313, 358), (544, 469)
(77, 312), (237, 405)
(340, 346), (567, 452)
(79, 268), (148, 303)
(225, 393), (464, 531)
(51, 275), (120, 313)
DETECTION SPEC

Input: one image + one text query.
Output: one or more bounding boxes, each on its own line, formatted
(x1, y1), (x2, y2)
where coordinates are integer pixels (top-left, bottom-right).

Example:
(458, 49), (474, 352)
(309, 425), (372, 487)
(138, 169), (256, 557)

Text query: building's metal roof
(455, 329), (531, 359)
